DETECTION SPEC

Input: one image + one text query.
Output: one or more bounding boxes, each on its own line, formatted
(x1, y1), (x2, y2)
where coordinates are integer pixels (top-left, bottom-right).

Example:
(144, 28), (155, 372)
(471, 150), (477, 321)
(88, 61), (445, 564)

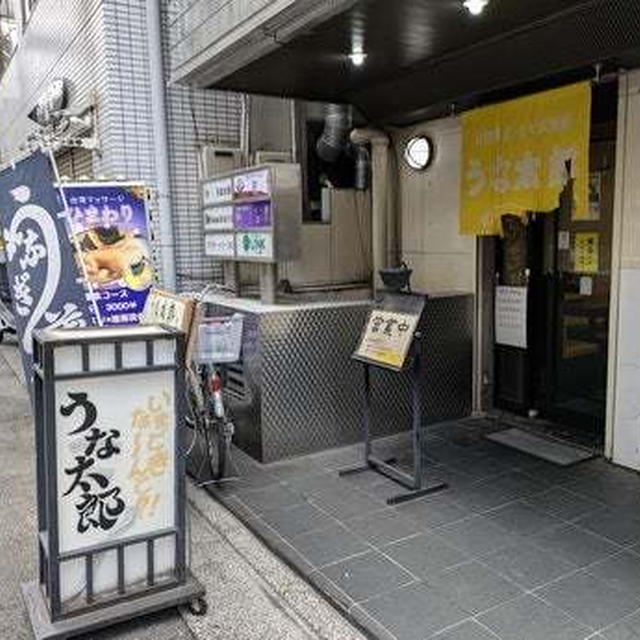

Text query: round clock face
(404, 135), (434, 170)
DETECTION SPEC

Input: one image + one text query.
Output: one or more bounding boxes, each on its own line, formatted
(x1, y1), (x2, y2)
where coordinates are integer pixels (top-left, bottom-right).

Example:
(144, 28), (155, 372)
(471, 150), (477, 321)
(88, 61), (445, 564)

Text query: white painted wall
(393, 117), (476, 294)
(608, 69), (640, 471)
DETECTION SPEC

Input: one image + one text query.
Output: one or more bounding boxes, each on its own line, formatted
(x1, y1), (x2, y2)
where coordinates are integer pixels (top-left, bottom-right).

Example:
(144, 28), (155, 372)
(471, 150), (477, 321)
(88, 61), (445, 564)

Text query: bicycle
(184, 283), (242, 485)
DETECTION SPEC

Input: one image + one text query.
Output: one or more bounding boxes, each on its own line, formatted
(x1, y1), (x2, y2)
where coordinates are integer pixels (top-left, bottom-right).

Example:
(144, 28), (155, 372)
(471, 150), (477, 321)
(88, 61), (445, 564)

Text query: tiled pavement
(0, 341), (365, 640)
(209, 419), (640, 640)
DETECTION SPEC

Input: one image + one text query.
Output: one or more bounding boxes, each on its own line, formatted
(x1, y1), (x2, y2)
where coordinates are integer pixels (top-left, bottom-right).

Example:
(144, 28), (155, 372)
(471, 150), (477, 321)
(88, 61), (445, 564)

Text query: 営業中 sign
(354, 310), (420, 370)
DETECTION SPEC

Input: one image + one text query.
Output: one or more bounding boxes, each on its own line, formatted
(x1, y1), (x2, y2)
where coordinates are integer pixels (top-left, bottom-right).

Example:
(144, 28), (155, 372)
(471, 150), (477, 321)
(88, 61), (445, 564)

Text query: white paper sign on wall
(495, 286), (528, 349)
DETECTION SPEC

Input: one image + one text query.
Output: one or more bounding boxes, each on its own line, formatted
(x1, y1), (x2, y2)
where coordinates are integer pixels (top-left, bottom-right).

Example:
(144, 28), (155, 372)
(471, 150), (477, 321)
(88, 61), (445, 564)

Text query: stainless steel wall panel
(211, 294), (473, 463)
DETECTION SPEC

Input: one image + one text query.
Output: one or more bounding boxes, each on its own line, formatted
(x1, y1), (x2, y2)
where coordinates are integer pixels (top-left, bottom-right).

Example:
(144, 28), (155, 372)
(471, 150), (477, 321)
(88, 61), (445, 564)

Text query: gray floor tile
(383, 532), (470, 578)
(283, 471), (349, 497)
(487, 501), (564, 536)
(441, 455), (507, 481)
(573, 507), (640, 546)
(524, 487), (603, 521)
(478, 594), (591, 640)
(563, 476), (640, 510)
(359, 582), (469, 640)
(437, 516), (523, 557)
(236, 483), (303, 514)
(427, 561), (523, 616)
(259, 502), (330, 539)
(446, 481), (520, 513)
(481, 540), (576, 589)
(430, 620), (498, 640)
(310, 489), (384, 521)
(266, 458), (325, 480)
(587, 551), (640, 595)
(321, 550), (414, 602)
(600, 609), (640, 640)
(397, 495), (470, 530)
(345, 508), (421, 546)
(290, 523), (370, 568)
(530, 524), (621, 568)
(536, 570), (640, 630)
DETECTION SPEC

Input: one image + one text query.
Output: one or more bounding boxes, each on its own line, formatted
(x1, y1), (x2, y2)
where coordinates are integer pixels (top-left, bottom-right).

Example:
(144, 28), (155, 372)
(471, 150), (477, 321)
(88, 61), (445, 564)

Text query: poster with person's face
(62, 183), (154, 326)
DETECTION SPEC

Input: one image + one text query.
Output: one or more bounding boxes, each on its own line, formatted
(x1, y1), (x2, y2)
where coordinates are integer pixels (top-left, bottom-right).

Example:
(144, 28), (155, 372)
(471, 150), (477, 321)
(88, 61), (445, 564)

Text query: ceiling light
(349, 51), (367, 67)
(404, 136), (434, 171)
(463, 0), (489, 16)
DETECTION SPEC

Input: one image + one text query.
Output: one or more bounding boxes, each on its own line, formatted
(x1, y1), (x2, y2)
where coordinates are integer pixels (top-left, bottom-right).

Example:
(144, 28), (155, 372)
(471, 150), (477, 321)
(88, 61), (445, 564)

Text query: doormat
(487, 427), (596, 466)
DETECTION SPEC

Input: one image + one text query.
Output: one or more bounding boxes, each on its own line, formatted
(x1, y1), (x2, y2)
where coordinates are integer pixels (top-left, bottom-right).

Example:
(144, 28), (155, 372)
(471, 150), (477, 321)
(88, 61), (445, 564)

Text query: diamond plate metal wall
(212, 294), (473, 463)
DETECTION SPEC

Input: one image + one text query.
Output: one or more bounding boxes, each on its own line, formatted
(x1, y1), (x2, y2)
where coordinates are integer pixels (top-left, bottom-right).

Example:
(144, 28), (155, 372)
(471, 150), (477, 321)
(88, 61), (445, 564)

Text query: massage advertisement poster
(62, 183), (154, 326)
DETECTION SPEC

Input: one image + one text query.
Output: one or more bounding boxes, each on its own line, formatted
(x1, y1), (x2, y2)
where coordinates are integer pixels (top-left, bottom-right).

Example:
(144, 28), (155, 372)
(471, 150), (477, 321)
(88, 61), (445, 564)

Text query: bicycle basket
(197, 314), (244, 364)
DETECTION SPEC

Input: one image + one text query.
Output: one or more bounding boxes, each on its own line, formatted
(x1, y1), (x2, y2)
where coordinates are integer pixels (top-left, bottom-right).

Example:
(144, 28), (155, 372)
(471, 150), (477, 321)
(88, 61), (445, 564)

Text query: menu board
(203, 168), (275, 262)
(354, 310), (420, 371)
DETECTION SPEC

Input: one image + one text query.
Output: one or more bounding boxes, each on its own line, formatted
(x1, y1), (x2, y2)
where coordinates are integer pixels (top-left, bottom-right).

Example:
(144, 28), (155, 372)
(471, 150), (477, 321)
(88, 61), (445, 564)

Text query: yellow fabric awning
(460, 82), (591, 236)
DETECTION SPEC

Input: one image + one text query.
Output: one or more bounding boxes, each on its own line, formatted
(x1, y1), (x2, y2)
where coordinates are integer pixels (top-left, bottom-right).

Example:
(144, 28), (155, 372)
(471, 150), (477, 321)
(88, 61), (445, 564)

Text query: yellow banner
(460, 82), (591, 235)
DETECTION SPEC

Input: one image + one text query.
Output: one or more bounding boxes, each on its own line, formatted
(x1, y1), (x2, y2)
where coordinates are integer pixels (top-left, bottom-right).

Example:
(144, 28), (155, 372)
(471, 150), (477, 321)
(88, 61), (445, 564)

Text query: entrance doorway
(493, 82), (617, 451)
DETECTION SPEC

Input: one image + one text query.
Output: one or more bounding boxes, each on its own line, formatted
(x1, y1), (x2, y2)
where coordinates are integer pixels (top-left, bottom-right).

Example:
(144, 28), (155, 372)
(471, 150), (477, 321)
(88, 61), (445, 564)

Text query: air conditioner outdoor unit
(198, 145), (244, 179)
(253, 150), (292, 165)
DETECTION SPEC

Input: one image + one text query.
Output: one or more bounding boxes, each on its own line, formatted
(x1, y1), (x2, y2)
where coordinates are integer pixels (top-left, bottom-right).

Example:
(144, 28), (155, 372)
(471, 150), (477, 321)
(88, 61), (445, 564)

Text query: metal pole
(411, 351), (423, 490)
(147, 0), (177, 291)
(363, 364), (372, 461)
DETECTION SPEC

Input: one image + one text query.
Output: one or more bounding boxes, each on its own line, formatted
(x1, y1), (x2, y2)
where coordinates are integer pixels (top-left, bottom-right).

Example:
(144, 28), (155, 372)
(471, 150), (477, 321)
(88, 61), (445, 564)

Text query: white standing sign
(495, 286), (528, 349)
(55, 370), (175, 554)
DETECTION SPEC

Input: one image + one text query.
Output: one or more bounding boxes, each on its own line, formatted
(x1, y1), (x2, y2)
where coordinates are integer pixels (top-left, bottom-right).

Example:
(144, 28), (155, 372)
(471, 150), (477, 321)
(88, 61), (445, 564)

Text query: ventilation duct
(316, 103), (352, 162)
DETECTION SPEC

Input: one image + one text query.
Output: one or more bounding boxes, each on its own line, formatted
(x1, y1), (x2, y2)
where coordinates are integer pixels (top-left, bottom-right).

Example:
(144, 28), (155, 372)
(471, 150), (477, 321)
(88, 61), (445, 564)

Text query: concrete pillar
(607, 69), (640, 471)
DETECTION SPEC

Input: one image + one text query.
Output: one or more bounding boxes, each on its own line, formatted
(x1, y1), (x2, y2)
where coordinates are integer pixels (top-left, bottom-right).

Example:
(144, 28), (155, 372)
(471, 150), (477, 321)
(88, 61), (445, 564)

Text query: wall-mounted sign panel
(204, 205), (234, 231)
(203, 178), (233, 205)
(205, 233), (235, 258)
(236, 232), (273, 260)
(234, 201), (271, 229)
(201, 164), (301, 264)
(233, 168), (270, 200)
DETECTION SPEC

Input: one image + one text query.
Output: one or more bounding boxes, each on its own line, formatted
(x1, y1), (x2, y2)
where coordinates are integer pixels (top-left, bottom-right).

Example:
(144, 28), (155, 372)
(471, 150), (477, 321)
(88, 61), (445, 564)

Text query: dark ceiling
(212, 0), (640, 125)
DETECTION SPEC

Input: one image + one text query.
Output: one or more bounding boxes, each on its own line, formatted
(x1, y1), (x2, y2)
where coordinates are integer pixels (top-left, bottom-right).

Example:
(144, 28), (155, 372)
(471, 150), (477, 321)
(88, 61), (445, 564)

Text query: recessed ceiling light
(349, 50), (367, 67)
(463, 0), (489, 16)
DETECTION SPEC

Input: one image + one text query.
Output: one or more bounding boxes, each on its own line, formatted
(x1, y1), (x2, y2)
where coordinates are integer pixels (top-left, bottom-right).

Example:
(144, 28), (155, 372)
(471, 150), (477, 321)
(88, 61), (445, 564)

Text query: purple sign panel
(234, 201), (271, 229)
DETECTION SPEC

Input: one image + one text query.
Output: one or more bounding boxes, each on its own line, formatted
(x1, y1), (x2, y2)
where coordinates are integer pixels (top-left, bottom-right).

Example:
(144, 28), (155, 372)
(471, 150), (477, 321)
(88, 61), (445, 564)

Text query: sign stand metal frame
(340, 292), (448, 505)
(22, 326), (206, 640)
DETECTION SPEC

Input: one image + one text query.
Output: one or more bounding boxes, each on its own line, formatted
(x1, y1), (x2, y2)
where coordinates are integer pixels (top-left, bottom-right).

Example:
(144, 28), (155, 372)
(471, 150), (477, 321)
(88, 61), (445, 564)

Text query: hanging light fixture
(463, 0), (489, 16)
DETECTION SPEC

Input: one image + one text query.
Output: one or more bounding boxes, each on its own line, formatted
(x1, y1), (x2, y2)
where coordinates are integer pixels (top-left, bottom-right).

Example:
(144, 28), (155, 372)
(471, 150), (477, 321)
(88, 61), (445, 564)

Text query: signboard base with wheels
(23, 325), (205, 640)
